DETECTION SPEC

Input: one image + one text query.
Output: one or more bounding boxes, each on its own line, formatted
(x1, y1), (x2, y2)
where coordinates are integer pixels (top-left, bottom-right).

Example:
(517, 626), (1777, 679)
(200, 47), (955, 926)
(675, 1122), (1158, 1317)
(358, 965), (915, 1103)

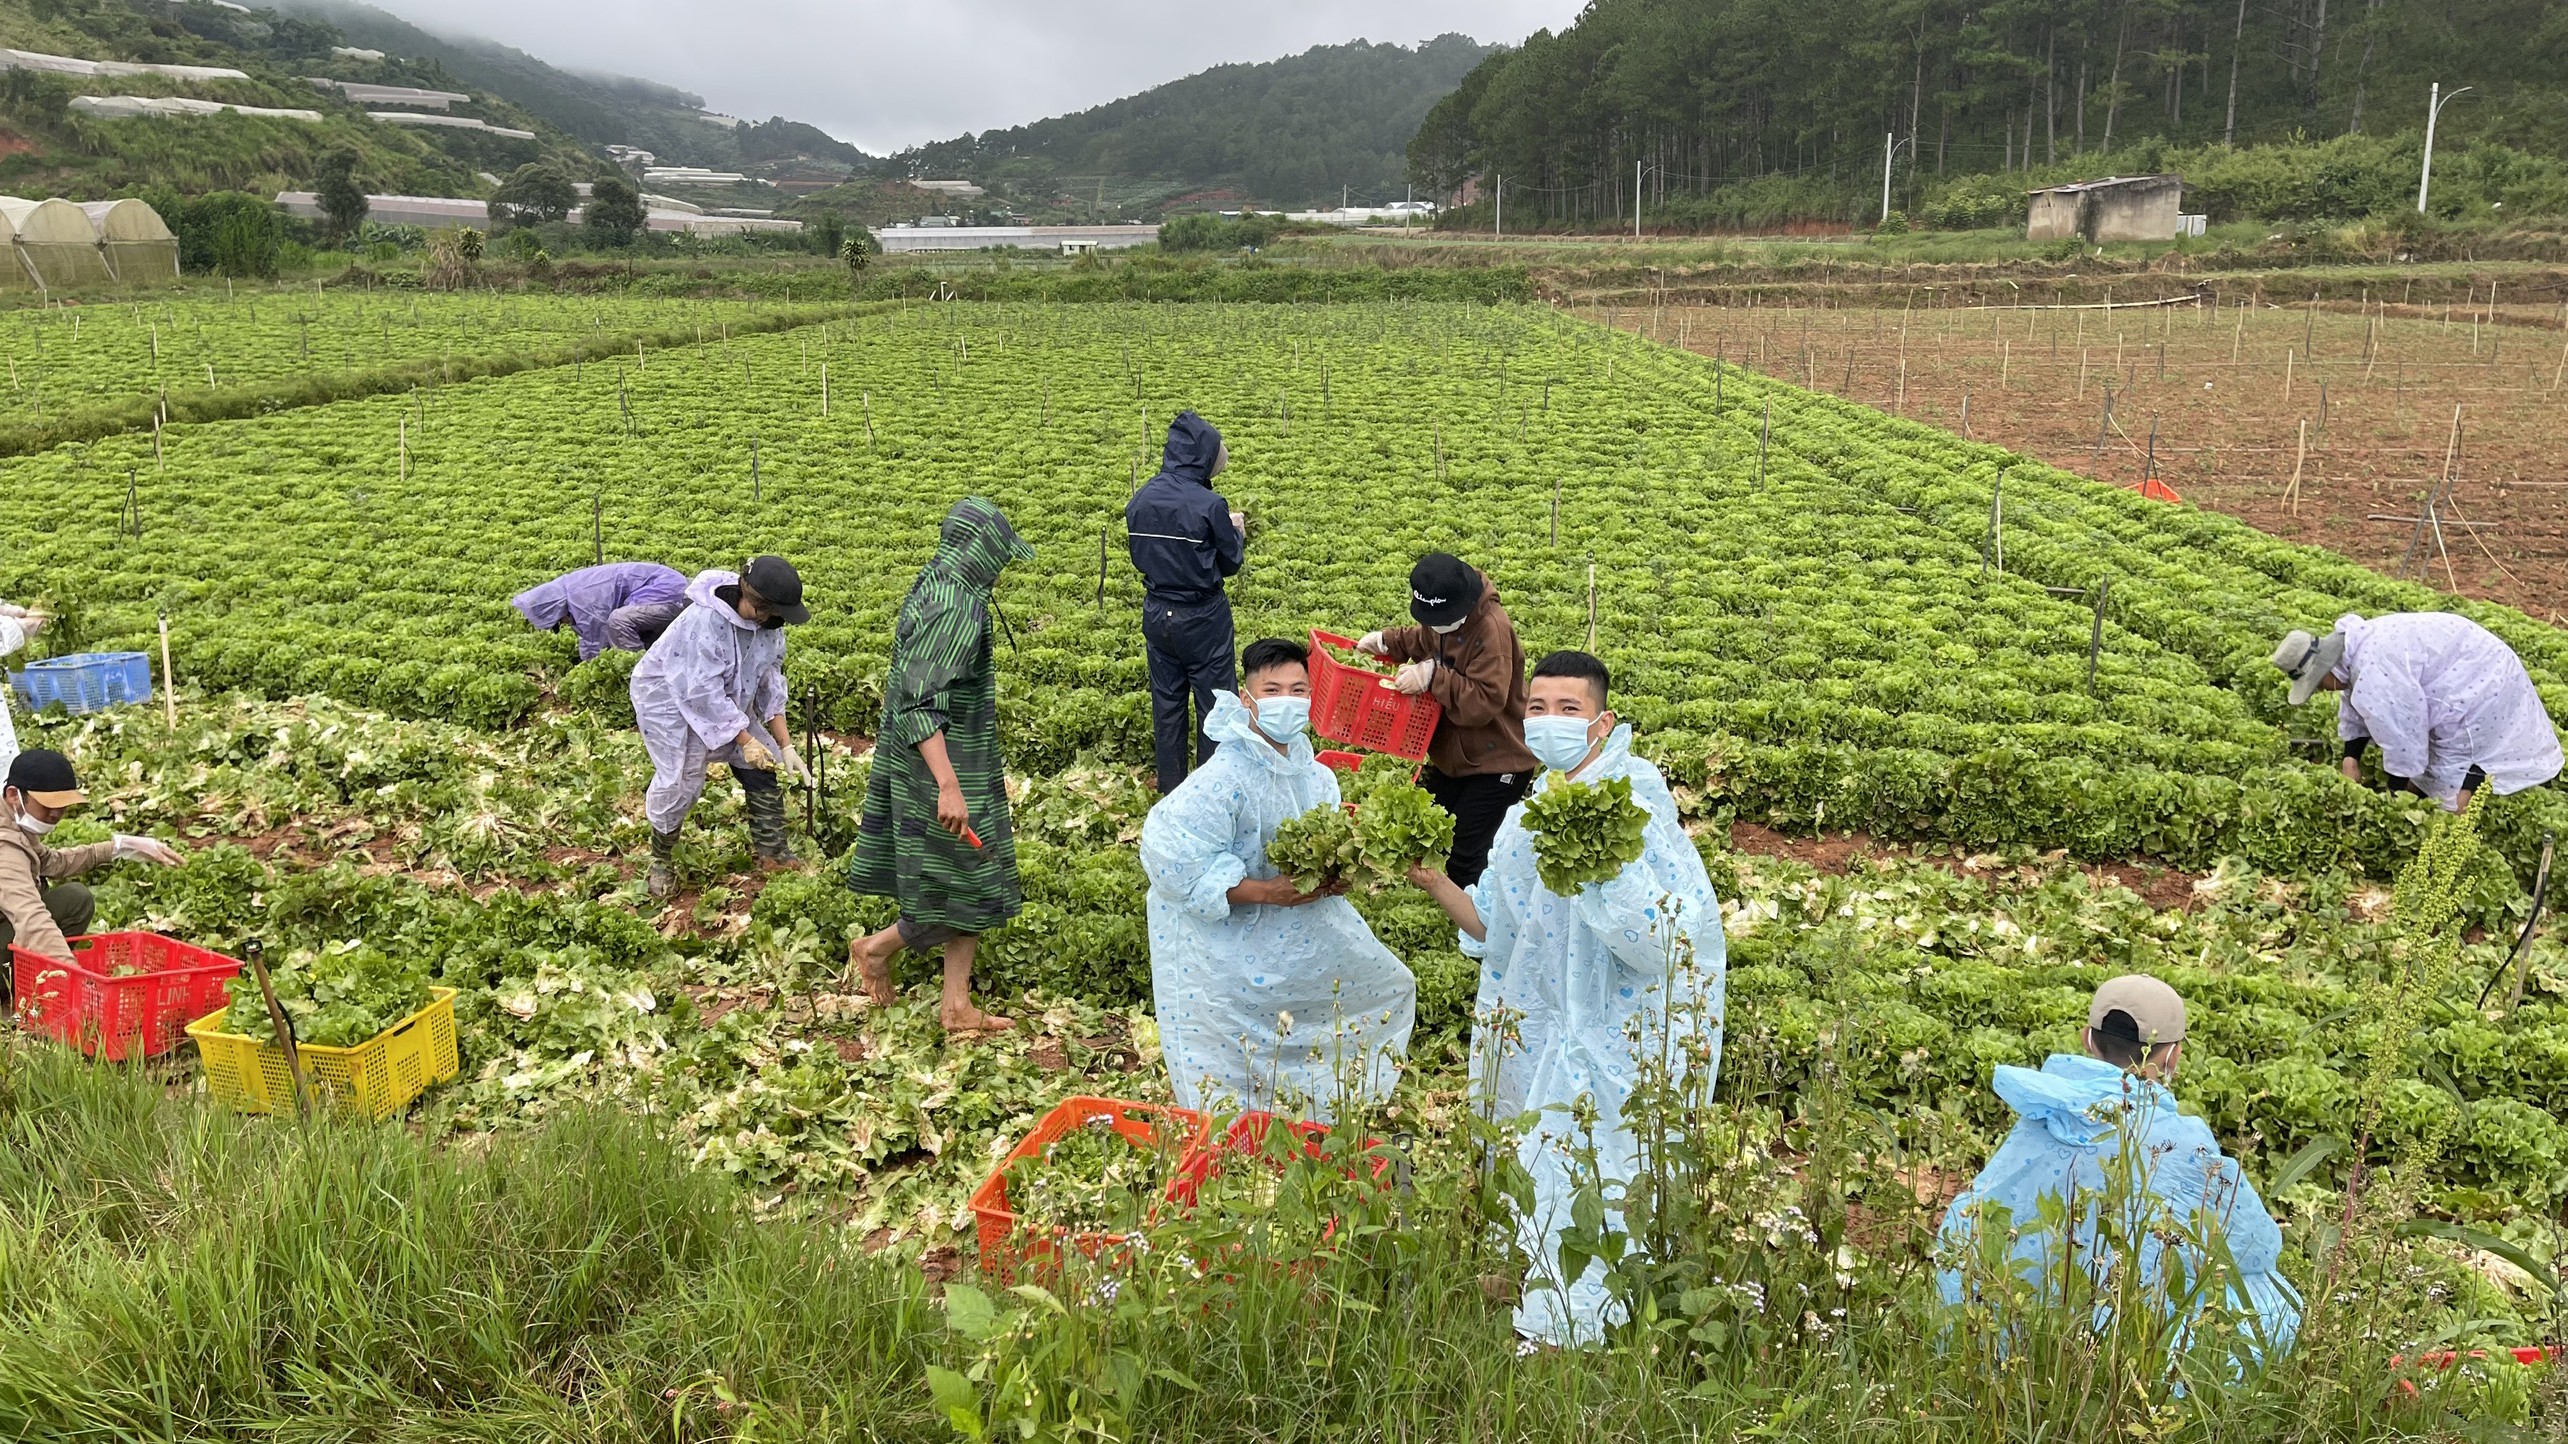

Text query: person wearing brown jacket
(0, 750), (181, 973)
(1357, 552), (1536, 887)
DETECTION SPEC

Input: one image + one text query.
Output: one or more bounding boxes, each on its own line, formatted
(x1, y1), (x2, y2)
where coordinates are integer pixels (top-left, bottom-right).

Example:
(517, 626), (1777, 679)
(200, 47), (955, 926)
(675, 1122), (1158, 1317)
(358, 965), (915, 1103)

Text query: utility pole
(1881, 132), (1896, 222)
(2418, 83), (2472, 214)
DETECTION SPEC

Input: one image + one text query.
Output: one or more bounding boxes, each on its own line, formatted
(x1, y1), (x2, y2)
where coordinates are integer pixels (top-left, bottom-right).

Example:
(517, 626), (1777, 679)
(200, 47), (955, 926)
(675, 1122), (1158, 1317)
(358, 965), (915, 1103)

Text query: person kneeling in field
(2274, 613), (2562, 813)
(845, 499), (1033, 1038)
(512, 561), (690, 662)
(1408, 651), (1726, 1348)
(1139, 637), (1416, 1118)
(1936, 976), (2301, 1361)
(629, 556), (814, 898)
(1, 750), (183, 976)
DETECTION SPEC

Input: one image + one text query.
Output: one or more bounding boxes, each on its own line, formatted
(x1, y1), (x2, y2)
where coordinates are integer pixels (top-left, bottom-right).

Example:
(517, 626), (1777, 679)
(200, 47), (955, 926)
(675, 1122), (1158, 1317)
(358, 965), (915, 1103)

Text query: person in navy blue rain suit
(1126, 410), (1245, 794)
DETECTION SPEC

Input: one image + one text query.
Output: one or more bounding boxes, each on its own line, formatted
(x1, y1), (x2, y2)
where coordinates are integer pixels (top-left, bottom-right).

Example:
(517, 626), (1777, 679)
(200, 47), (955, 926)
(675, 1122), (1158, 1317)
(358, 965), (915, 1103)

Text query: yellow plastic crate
(185, 987), (460, 1120)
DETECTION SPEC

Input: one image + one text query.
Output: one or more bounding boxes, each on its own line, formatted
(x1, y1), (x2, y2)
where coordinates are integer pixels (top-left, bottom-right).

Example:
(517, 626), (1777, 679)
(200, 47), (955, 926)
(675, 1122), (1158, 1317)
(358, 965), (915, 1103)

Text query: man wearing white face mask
(1408, 650), (1727, 1347)
(1, 750), (184, 977)
(1138, 638), (1417, 1118)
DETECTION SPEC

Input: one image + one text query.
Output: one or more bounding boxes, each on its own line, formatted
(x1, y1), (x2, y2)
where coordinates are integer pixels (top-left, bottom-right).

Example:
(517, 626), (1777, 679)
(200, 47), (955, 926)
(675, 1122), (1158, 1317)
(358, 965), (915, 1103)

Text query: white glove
(1228, 510), (1247, 538)
(1393, 659), (1436, 695)
(1357, 631), (1389, 656)
(113, 835), (183, 867)
(736, 736), (779, 772)
(780, 746), (815, 786)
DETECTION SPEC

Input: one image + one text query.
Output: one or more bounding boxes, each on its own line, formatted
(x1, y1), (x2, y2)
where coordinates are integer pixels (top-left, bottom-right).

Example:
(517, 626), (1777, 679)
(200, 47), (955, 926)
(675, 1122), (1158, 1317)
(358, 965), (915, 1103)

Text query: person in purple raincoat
(629, 558), (814, 897)
(513, 562), (689, 662)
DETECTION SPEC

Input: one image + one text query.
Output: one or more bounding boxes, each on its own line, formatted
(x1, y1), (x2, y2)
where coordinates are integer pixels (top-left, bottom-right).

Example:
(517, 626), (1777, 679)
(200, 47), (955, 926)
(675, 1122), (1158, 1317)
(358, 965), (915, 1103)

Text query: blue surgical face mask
(1252, 695), (1311, 744)
(1524, 715), (1599, 773)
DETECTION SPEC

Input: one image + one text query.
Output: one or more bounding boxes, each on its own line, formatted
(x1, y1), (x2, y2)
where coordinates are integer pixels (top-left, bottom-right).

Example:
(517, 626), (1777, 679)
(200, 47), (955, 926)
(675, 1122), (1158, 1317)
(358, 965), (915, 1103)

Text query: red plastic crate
(1315, 750), (1365, 773)
(10, 932), (242, 1060)
(968, 1095), (1206, 1280)
(1308, 629), (1440, 762)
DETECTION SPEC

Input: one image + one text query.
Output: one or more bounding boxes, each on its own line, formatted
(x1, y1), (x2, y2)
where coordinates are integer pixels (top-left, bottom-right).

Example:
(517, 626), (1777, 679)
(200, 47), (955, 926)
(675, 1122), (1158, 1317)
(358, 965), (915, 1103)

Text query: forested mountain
(270, 0), (872, 173)
(894, 35), (1494, 211)
(1409, 0), (2568, 226)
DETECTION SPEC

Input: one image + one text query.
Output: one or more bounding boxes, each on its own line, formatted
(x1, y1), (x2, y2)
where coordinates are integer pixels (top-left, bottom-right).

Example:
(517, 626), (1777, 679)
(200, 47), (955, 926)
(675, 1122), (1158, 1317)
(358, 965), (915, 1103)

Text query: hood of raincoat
(1994, 1053), (2173, 1148)
(2331, 612), (2369, 685)
(933, 497), (1036, 591)
(685, 569), (761, 631)
(513, 582), (570, 631)
(1157, 411), (1223, 488)
(1530, 721), (1637, 792)
(1202, 689), (1313, 772)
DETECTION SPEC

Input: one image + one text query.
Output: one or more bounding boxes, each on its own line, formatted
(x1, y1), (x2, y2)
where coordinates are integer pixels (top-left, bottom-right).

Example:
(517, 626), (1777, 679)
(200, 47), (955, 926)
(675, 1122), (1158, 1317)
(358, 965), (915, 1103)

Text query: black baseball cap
(1408, 552), (1483, 627)
(5, 749), (85, 807)
(742, 555), (810, 625)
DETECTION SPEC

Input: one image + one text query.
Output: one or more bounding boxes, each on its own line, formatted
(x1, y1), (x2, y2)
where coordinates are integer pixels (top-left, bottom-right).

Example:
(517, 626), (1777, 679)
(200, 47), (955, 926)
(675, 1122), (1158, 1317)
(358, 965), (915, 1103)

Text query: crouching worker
(629, 557), (814, 897)
(1140, 637), (1416, 1118)
(846, 499), (1033, 1038)
(2, 750), (183, 980)
(513, 561), (689, 661)
(1936, 976), (2301, 1363)
(1408, 651), (1726, 1347)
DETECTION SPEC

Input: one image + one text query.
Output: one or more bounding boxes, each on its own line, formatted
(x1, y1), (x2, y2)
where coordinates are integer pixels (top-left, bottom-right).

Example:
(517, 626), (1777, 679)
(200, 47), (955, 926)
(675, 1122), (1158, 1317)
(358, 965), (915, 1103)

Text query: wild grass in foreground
(0, 1013), (2554, 1444)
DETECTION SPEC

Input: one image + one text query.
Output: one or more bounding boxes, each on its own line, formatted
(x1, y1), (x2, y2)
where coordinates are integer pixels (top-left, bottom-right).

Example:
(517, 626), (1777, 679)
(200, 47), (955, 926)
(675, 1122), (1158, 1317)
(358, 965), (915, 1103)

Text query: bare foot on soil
(848, 934), (896, 1008)
(940, 1004), (1016, 1037)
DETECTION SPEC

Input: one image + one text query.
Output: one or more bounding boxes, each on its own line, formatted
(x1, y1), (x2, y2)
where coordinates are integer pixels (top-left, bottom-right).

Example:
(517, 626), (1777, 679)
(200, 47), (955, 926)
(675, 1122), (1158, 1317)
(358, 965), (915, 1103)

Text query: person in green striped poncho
(847, 497), (1035, 1037)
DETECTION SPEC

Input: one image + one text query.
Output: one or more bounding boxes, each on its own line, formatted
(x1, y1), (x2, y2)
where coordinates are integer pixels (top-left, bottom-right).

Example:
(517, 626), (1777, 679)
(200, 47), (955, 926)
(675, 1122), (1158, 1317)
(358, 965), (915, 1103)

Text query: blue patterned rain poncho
(1936, 1054), (2301, 1362)
(1463, 725), (1725, 1346)
(1140, 691), (1416, 1119)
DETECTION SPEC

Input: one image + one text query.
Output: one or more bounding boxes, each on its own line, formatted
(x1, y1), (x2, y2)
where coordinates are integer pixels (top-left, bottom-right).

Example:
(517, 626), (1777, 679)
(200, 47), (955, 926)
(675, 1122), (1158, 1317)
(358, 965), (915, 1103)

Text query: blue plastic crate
(10, 652), (153, 715)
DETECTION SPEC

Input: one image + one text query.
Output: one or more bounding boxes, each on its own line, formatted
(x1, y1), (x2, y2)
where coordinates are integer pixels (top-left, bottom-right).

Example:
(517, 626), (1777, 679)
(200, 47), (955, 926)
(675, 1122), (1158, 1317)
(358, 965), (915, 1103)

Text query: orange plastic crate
(9, 932), (241, 1060)
(969, 1096), (1206, 1280)
(1308, 629), (1440, 761)
(1166, 1111), (1393, 1209)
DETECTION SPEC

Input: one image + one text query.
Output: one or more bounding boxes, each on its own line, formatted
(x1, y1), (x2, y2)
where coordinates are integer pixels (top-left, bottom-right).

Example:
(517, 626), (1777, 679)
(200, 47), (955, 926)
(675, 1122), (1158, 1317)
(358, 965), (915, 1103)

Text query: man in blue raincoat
(1936, 975), (2301, 1361)
(1140, 638), (1415, 1118)
(1126, 411), (1244, 794)
(1409, 650), (1726, 1347)
(513, 561), (689, 662)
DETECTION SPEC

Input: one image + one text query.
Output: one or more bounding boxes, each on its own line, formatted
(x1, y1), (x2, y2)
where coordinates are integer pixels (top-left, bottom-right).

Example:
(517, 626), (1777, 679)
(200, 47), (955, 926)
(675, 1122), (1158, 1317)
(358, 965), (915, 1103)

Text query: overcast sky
(357, 0), (1584, 154)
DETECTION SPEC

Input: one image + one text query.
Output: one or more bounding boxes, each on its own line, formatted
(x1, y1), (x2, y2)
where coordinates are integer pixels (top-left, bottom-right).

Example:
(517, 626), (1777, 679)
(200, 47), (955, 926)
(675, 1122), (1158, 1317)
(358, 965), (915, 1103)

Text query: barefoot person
(847, 498), (1034, 1036)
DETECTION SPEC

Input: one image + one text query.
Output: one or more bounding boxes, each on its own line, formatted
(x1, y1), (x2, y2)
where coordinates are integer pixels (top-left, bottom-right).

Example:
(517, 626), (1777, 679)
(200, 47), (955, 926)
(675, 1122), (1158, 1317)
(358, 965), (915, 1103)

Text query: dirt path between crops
(1607, 296), (2568, 625)
(1725, 821), (2205, 911)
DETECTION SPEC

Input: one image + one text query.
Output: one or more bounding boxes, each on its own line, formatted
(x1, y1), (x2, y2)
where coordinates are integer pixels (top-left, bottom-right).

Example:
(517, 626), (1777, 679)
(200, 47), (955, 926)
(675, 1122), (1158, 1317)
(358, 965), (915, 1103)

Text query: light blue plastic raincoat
(1140, 692), (1415, 1118)
(1936, 1054), (2302, 1360)
(1462, 725), (1726, 1346)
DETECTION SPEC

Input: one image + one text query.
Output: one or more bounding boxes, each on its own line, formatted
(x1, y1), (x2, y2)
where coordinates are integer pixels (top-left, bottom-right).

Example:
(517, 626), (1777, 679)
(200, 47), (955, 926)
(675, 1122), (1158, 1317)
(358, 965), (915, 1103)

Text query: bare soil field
(1609, 292), (2568, 622)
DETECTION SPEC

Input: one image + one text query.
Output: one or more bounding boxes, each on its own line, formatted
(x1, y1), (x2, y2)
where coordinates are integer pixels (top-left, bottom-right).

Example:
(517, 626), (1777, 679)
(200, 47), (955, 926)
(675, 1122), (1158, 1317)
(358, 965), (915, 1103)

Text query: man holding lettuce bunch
(1139, 637), (1416, 1118)
(1407, 650), (1727, 1348)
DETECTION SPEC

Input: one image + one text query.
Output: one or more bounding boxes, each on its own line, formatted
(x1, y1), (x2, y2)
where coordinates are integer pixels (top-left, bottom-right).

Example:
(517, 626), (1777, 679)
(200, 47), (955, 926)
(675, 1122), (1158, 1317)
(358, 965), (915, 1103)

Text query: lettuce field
(5, 289), (2568, 1434)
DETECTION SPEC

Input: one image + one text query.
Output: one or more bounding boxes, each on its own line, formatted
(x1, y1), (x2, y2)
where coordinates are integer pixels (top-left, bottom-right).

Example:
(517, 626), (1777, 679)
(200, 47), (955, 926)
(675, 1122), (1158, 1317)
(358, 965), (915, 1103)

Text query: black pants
(1424, 768), (1531, 889)
(1142, 594), (1236, 794)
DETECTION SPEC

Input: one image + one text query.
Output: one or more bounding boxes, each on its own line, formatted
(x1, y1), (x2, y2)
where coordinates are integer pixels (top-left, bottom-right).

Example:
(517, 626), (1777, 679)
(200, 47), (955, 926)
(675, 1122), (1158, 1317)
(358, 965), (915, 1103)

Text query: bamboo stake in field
(2000, 340), (2010, 391)
(1759, 400), (1771, 485)
(397, 414), (407, 481)
(157, 612), (176, 729)
(821, 362), (829, 416)
(2285, 420), (2309, 516)
(2232, 304), (2244, 363)
(1585, 559), (1598, 652)
(862, 391), (875, 445)
(2283, 348), (2294, 405)
(1959, 389), (1971, 440)
(1896, 358), (1907, 414)
(2078, 347), (2089, 398)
